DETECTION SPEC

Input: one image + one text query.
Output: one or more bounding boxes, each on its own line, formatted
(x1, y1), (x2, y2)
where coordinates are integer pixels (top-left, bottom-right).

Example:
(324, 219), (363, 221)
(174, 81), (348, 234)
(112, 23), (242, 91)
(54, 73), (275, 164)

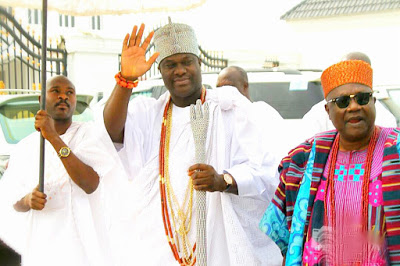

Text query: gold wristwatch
(223, 173), (233, 192)
(58, 147), (71, 158)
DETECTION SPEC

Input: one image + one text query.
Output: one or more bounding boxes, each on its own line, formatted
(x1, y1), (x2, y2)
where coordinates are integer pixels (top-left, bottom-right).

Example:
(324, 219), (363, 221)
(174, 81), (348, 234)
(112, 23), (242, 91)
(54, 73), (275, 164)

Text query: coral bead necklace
(159, 88), (206, 266)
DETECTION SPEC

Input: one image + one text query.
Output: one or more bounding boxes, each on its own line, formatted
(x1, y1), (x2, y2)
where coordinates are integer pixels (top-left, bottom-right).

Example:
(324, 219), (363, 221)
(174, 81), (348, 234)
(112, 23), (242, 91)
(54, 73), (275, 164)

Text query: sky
(13, 0), (304, 68)
(90, 0), (304, 68)
(101, 0), (303, 51)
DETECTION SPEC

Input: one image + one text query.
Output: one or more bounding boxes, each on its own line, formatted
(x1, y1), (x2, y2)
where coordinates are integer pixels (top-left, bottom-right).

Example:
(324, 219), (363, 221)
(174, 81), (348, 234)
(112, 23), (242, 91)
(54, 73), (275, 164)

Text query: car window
(383, 89), (400, 125)
(129, 76), (323, 119)
(388, 89), (400, 107)
(150, 86), (167, 99)
(0, 99), (37, 144)
(249, 81), (323, 119)
(72, 101), (94, 122)
(0, 96), (93, 144)
(130, 90), (153, 100)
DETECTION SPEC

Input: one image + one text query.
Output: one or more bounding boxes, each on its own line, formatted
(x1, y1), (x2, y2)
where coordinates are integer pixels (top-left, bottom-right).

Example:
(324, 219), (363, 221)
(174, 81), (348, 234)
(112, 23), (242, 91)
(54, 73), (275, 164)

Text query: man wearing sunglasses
(260, 59), (400, 265)
(302, 52), (396, 138)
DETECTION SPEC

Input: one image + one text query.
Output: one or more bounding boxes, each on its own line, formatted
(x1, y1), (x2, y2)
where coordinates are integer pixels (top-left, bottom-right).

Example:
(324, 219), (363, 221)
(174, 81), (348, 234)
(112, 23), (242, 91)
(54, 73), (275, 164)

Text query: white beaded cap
(154, 18), (199, 63)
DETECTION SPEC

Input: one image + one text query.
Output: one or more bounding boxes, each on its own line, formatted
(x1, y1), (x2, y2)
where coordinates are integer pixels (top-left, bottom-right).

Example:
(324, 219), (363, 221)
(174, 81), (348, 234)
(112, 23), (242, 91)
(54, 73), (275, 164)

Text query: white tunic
(0, 122), (116, 266)
(114, 86), (283, 266)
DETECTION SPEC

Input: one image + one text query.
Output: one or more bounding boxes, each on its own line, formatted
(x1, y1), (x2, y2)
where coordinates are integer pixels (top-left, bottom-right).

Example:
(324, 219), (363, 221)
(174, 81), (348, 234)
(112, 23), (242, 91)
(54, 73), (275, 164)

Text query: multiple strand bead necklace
(323, 126), (379, 263)
(159, 89), (206, 266)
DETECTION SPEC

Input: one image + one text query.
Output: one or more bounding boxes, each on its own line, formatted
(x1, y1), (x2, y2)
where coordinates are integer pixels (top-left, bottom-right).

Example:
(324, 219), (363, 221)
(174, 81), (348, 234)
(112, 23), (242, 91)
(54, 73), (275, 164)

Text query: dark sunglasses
(326, 92), (373, 109)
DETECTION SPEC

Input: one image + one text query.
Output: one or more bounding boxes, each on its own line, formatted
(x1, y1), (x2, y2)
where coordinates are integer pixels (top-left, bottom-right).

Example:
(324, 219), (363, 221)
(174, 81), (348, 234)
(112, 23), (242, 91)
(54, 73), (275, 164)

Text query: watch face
(60, 147), (70, 157)
(224, 174), (233, 185)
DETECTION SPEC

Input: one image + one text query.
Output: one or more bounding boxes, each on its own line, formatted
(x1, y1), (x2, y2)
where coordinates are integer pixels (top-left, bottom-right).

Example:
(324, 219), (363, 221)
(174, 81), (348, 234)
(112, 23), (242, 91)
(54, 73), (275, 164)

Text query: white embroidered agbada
(0, 122), (116, 266)
(112, 86), (283, 266)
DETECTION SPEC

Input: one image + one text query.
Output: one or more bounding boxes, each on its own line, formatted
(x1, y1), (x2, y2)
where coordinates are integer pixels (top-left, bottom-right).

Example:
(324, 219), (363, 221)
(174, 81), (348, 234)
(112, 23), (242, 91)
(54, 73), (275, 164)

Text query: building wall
(64, 34), (121, 95)
(284, 11), (400, 86)
(9, 6), (400, 93)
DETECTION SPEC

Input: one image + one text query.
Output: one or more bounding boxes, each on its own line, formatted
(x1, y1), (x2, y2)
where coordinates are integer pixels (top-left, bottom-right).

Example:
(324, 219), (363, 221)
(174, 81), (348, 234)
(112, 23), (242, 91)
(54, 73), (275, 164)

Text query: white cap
(154, 18), (199, 63)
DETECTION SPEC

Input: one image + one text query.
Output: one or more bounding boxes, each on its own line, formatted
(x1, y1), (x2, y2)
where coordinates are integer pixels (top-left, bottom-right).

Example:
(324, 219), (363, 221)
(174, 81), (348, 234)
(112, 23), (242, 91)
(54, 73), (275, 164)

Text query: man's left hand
(188, 164), (226, 192)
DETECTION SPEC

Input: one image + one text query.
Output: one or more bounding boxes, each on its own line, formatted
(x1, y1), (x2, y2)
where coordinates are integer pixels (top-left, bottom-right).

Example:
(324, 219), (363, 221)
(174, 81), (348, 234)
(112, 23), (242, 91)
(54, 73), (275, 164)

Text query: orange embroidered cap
(321, 60), (373, 98)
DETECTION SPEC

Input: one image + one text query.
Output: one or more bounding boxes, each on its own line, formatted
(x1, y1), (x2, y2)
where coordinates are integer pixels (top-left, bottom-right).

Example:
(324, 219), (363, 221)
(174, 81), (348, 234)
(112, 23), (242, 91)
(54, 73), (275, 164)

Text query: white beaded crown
(154, 18), (199, 63)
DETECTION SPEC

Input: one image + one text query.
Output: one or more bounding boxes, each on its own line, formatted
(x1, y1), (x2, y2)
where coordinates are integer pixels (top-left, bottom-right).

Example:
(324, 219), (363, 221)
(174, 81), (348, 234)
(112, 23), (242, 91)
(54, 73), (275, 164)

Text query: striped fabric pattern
(262, 128), (400, 265)
(285, 140), (317, 265)
(383, 128), (400, 263)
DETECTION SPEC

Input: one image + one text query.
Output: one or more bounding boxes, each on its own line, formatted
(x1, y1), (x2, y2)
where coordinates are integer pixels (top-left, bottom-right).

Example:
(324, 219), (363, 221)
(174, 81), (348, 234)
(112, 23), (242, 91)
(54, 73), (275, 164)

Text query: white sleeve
(213, 87), (281, 202)
(375, 100), (397, 127)
(227, 118), (280, 201)
(70, 122), (117, 180)
(95, 95), (161, 180)
(302, 100), (333, 135)
(119, 96), (160, 178)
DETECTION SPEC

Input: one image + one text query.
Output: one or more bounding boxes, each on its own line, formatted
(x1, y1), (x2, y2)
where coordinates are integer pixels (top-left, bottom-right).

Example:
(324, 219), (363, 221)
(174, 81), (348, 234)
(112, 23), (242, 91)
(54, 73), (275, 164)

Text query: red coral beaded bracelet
(115, 72), (139, 89)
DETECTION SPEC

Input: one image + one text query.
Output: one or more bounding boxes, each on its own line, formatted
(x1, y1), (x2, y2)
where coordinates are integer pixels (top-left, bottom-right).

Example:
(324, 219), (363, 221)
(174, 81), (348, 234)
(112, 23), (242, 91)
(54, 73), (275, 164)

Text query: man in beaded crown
(154, 18), (199, 64)
(103, 19), (283, 265)
(260, 58), (400, 265)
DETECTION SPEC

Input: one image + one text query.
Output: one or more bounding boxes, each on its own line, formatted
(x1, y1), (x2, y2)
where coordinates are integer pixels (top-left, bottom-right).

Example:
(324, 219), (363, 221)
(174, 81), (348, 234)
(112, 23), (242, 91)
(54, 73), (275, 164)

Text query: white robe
(0, 122), (117, 266)
(113, 86), (283, 266)
(250, 101), (296, 160)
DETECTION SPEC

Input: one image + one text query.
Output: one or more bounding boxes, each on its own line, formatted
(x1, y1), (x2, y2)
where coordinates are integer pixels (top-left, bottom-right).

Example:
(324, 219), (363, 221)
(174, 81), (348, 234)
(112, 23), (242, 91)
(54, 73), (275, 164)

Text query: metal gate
(0, 7), (67, 92)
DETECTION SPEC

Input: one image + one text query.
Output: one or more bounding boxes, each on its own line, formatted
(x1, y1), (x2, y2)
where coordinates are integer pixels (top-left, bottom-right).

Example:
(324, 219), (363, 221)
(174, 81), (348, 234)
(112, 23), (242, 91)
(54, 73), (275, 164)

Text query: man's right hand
(104, 23), (159, 143)
(35, 110), (59, 143)
(120, 24), (159, 81)
(25, 185), (47, 211)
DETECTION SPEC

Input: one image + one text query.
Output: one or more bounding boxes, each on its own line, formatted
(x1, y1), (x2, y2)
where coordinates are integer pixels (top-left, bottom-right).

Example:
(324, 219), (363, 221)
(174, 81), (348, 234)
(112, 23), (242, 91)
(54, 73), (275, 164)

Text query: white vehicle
(94, 68), (324, 153)
(95, 68), (324, 116)
(374, 84), (400, 126)
(93, 69), (400, 156)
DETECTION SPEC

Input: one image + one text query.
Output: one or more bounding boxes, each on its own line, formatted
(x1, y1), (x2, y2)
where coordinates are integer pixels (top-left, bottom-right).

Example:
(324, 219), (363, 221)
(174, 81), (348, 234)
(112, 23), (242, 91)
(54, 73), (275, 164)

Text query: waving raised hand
(121, 24), (159, 80)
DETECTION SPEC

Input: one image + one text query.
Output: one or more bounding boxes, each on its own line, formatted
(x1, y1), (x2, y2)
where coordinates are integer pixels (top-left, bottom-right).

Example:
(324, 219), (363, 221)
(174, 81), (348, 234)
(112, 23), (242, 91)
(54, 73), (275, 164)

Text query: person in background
(217, 66), (284, 265)
(302, 52), (397, 138)
(260, 59), (400, 265)
(216, 66), (289, 160)
(216, 66), (251, 99)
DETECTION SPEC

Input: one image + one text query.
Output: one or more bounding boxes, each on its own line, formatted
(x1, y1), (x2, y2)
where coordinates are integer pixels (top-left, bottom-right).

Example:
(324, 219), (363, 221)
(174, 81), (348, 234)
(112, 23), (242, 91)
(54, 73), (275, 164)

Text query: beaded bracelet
(115, 72), (139, 89)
